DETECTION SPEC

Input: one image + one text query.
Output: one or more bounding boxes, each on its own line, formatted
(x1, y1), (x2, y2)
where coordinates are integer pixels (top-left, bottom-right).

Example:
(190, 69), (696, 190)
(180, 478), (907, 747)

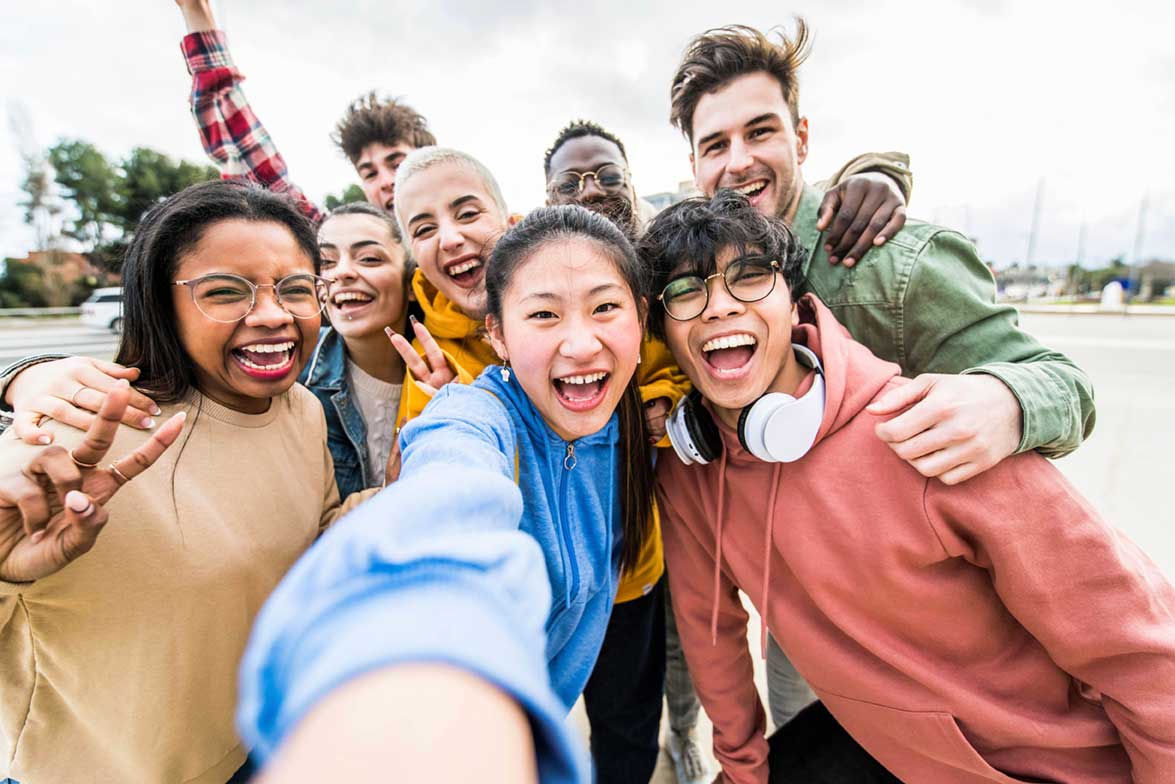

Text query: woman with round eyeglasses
(0, 180), (378, 784)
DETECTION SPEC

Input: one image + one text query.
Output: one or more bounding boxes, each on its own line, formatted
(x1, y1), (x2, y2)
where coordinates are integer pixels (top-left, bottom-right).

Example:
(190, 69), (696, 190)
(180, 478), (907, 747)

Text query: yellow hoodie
(404, 270), (689, 603)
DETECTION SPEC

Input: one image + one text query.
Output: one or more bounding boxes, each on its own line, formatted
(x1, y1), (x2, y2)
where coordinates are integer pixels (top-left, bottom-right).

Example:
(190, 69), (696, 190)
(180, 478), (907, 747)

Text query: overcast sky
(2, 0), (1172, 268)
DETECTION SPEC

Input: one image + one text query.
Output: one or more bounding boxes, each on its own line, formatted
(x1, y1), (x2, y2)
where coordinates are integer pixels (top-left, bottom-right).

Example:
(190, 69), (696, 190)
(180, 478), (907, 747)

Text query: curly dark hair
(332, 92), (437, 164)
(542, 119), (629, 177)
(637, 189), (808, 340)
(670, 21), (811, 142)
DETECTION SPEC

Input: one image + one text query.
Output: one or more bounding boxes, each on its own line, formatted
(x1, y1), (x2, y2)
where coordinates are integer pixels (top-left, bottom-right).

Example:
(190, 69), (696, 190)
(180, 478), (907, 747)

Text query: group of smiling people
(1, 4), (1173, 784)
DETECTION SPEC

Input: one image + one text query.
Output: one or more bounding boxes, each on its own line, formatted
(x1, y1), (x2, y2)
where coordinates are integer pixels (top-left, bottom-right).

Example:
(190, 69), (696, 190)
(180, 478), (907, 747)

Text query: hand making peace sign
(0, 380), (187, 583)
(385, 315), (457, 396)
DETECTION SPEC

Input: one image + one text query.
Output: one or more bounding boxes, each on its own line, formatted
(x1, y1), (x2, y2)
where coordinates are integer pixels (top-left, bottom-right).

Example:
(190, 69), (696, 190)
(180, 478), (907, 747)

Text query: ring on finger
(69, 449), (101, 469)
(70, 386), (87, 407)
(107, 463), (131, 486)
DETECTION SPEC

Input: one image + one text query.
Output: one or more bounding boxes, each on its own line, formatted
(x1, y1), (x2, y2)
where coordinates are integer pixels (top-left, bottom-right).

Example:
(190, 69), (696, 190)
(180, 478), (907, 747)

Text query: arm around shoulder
(901, 229), (1095, 456)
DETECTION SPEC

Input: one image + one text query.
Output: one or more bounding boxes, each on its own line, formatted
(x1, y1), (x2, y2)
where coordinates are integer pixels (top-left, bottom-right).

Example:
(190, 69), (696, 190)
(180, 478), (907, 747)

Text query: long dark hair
(487, 205), (654, 574)
(115, 180), (319, 403)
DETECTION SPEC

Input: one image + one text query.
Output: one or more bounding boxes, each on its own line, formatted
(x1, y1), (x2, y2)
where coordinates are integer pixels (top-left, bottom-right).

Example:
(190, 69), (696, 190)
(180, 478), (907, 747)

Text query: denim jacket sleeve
(898, 230), (1096, 457)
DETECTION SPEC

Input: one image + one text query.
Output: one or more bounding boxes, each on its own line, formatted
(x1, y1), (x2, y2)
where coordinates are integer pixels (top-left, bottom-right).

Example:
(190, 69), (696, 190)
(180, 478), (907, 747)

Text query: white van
(80, 287), (123, 333)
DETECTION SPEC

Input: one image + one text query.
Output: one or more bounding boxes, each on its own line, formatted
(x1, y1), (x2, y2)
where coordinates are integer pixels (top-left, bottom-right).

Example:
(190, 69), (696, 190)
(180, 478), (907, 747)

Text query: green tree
(323, 183), (366, 211)
(118, 147), (218, 235)
(47, 139), (120, 249)
(0, 259), (49, 308)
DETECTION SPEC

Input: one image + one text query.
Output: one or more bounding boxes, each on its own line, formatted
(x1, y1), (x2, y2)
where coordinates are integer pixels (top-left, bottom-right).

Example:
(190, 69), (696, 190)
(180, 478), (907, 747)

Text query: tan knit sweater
(0, 385), (365, 784)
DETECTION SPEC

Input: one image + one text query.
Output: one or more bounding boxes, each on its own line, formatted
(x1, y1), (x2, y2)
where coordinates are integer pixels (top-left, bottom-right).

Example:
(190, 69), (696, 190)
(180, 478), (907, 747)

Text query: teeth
(333, 292), (372, 304)
(447, 258), (482, 276)
(702, 334), (757, 353)
(237, 354), (294, 371)
(734, 181), (766, 196)
(558, 371), (607, 385)
(239, 341), (295, 354)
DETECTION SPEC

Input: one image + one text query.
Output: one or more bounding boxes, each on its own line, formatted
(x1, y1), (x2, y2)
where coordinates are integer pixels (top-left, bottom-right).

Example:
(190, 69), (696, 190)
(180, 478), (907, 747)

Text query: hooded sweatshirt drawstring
(761, 463), (782, 658)
(710, 447), (729, 646)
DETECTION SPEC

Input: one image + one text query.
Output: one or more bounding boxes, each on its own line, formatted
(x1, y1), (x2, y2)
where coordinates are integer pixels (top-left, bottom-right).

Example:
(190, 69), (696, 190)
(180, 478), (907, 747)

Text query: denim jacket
(299, 327), (371, 498)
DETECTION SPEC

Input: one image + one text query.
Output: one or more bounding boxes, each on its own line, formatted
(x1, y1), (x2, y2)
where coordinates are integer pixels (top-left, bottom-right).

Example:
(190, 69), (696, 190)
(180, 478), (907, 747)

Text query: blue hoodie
(398, 366), (623, 709)
(236, 420), (588, 782)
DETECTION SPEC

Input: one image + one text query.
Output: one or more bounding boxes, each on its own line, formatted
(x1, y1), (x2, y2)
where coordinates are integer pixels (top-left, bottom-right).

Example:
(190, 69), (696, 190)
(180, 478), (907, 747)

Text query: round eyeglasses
(658, 258), (781, 321)
(173, 273), (330, 323)
(548, 164), (628, 198)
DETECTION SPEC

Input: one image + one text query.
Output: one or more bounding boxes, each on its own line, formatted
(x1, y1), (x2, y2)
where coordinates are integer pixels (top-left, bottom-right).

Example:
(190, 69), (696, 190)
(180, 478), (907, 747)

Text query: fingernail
(384, 326), (396, 338)
(66, 491), (90, 513)
(409, 314), (419, 326)
(30, 530), (45, 544)
(824, 244), (832, 252)
(141, 417), (155, 429)
(150, 405), (162, 415)
(37, 435), (50, 445)
(875, 235), (886, 244)
(845, 257), (856, 267)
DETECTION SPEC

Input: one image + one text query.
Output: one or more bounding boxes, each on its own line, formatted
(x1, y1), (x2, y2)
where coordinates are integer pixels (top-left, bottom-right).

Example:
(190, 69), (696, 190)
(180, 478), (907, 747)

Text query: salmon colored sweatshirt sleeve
(658, 483), (769, 784)
(924, 455), (1175, 783)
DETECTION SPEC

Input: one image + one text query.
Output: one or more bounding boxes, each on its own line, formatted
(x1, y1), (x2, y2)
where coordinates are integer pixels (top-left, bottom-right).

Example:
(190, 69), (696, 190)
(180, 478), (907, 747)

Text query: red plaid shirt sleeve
(180, 30), (323, 222)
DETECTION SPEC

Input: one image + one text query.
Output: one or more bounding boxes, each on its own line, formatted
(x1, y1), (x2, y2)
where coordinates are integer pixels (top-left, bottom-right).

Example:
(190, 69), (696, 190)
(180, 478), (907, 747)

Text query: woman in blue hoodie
(237, 204), (655, 780)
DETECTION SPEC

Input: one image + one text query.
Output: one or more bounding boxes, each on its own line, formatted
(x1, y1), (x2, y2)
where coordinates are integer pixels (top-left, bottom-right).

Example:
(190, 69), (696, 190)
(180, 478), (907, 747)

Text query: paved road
(3, 314), (1173, 781)
(0, 319), (118, 368)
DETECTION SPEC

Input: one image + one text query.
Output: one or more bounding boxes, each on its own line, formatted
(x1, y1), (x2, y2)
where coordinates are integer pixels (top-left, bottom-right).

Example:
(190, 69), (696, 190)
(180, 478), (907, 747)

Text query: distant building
(18, 251), (108, 287)
(642, 180), (701, 213)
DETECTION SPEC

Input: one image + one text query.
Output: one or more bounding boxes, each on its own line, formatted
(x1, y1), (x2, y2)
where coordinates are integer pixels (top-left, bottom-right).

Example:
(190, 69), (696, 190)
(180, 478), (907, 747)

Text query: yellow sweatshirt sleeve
(637, 335), (690, 406)
(637, 335), (690, 450)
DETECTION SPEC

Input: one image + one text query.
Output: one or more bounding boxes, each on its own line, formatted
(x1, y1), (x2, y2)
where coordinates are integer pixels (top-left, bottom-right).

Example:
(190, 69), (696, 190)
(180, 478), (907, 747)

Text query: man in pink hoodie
(640, 190), (1175, 784)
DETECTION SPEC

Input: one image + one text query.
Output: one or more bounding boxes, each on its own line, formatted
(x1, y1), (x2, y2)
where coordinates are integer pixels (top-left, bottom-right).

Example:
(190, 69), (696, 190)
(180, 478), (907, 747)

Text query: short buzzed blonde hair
(394, 147), (509, 237)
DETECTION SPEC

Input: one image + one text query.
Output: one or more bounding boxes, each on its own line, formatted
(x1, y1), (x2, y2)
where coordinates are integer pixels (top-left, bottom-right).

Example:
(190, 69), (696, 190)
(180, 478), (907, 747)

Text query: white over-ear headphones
(666, 344), (826, 465)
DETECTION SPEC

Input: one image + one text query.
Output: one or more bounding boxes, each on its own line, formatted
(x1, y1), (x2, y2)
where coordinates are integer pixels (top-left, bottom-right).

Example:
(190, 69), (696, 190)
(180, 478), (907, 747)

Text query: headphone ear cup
(683, 388), (722, 463)
(736, 400), (755, 454)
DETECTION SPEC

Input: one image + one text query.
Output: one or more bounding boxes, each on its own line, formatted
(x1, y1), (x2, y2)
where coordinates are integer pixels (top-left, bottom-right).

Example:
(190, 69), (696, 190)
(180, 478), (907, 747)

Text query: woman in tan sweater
(0, 181), (368, 784)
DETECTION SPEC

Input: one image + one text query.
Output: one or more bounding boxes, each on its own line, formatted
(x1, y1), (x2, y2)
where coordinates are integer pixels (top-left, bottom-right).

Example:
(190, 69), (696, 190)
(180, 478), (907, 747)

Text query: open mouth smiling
(443, 254), (485, 288)
(552, 370), (611, 412)
(701, 332), (758, 378)
(331, 290), (375, 317)
(231, 339), (298, 380)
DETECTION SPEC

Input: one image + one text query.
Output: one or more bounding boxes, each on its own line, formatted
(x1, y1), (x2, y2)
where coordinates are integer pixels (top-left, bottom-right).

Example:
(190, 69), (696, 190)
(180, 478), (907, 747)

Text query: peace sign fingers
(386, 316), (457, 393)
(67, 380), (135, 469)
(103, 410), (187, 491)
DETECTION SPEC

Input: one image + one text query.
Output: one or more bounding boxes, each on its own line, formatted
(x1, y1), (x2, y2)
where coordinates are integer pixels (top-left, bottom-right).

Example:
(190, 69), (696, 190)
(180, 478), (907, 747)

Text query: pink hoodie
(657, 295), (1175, 784)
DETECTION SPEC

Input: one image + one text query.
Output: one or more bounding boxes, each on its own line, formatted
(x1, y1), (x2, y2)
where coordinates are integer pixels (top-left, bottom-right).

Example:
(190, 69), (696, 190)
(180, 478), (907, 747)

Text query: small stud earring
(500, 360), (511, 383)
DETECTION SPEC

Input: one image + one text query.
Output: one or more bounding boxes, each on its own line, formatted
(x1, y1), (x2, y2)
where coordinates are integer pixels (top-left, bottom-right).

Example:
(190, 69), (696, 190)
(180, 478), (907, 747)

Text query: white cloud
(2, 0), (1171, 266)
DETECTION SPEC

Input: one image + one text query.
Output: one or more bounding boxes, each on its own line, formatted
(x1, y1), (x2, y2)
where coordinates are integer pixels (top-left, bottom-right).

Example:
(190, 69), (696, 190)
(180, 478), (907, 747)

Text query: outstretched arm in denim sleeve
(237, 451), (586, 783)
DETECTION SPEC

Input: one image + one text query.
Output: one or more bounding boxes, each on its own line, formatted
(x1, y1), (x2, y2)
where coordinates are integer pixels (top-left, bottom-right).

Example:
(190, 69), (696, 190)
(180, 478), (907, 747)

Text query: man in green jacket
(666, 21), (1096, 731)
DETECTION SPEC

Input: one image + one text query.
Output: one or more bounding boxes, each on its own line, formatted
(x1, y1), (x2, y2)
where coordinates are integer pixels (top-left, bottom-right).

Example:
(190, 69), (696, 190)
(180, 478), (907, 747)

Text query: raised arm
(867, 229), (1094, 483)
(813, 151), (913, 268)
(237, 445), (584, 782)
(175, 0), (322, 221)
